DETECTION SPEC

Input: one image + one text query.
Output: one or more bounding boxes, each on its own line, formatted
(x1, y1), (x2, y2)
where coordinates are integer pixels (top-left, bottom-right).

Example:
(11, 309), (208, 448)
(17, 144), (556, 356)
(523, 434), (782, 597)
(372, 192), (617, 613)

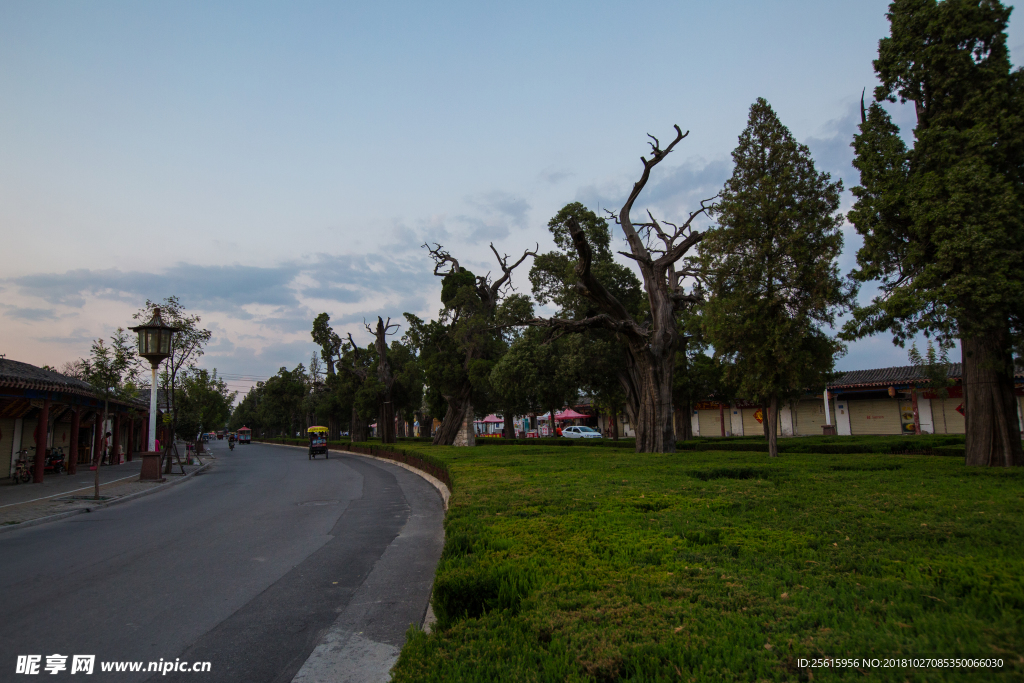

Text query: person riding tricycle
(228, 433), (235, 451)
(308, 426), (329, 459)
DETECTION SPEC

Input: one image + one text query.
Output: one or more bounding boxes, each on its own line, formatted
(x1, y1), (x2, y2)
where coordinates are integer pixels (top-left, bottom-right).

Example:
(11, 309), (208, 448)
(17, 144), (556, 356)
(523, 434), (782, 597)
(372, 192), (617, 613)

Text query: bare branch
(619, 125), (689, 269)
(423, 243), (460, 276)
(486, 242), (538, 302)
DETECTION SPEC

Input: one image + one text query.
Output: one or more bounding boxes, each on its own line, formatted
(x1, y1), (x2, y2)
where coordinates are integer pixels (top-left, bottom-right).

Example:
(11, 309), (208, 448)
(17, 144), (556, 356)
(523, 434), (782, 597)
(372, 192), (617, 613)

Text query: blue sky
(1, 1), (1021, 396)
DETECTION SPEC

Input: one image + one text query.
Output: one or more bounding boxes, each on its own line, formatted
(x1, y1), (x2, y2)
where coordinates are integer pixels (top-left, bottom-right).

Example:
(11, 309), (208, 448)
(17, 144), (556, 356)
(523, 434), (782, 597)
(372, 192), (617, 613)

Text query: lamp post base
(139, 452), (166, 482)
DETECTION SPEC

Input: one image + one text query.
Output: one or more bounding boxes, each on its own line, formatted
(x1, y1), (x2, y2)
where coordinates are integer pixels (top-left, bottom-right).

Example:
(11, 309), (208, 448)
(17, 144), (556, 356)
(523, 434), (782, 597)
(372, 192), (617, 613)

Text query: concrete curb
(258, 441), (447, 635)
(0, 462), (212, 536)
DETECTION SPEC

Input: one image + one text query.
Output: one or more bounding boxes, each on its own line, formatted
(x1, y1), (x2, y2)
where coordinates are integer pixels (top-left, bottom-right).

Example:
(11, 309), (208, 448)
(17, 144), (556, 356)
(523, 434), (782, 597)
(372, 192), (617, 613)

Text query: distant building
(682, 363), (1023, 438)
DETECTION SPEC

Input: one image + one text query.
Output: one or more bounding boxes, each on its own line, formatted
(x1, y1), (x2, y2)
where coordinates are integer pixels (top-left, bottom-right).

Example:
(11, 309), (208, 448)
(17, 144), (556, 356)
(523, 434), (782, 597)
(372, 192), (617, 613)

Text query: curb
(259, 442), (451, 511)
(0, 462), (212, 535)
(256, 441), (448, 634)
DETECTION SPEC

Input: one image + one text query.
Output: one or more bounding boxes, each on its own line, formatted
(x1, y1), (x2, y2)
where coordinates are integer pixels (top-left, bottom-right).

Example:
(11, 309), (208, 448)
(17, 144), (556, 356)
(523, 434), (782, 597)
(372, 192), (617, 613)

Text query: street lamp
(130, 307), (180, 453)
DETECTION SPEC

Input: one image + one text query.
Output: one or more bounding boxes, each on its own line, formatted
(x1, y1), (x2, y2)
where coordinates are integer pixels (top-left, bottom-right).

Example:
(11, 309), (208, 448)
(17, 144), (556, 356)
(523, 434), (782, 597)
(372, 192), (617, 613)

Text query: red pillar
(112, 412), (121, 465)
(33, 399), (50, 483)
(69, 406), (80, 475)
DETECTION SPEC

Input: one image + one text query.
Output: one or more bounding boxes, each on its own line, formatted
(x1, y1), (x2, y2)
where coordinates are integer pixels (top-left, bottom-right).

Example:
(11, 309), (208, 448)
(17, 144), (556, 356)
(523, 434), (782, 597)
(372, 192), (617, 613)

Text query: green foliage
(489, 328), (582, 423)
(229, 364), (309, 436)
(700, 98), (850, 411)
(311, 312), (342, 375)
(81, 328), (143, 409)
(174, 368), (236, 440)
(843, 0), (1024, 345)
(134, 297), (213, 419)
(528, 203), (645, 421)
(388, 442), (1023, 681)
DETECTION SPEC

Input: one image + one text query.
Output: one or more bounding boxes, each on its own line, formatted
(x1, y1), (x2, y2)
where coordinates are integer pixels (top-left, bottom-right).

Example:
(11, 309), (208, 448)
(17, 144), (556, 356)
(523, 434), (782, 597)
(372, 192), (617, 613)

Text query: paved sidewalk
(0, 448), (213, 529)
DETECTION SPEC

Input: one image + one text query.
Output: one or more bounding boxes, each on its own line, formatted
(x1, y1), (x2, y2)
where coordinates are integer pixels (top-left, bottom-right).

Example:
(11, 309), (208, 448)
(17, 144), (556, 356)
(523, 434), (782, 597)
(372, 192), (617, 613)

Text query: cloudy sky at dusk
(2, 1), (1021, 397)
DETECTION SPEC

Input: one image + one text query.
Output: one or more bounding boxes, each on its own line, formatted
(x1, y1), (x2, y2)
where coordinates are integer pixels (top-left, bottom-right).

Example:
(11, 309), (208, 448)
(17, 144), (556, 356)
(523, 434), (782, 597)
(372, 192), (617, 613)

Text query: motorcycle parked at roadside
(45, 447), (65, 474)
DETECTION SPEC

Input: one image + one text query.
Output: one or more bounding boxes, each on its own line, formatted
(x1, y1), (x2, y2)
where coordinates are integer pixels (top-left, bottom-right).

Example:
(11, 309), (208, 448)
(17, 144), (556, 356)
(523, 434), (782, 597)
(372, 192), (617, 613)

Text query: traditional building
(684, 363), (1024, 438)
(0, 359), (154, 482)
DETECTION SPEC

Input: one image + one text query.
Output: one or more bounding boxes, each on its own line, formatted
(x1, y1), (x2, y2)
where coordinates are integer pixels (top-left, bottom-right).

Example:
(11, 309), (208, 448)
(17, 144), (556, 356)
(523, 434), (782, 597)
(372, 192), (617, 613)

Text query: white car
(562, 426), (602, 439)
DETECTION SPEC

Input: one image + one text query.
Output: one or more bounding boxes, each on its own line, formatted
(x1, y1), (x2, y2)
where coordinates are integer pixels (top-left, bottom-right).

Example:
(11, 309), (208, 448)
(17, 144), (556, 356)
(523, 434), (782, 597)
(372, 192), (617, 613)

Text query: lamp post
(129, 308), (179, 476)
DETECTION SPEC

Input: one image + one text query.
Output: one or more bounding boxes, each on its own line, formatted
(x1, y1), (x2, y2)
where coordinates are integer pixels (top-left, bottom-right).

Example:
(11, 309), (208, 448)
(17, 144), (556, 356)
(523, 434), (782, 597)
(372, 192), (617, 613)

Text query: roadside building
(0, 359), (154, 482)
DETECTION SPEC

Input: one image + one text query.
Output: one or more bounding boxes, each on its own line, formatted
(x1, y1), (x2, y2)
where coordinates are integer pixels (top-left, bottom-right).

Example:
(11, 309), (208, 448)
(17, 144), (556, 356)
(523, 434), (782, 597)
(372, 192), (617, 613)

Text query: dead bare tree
(424, 242), (535, 445)
(339, 333), (371, 443)
(529, 126), (715, 452)
(366, 316), (400, 444)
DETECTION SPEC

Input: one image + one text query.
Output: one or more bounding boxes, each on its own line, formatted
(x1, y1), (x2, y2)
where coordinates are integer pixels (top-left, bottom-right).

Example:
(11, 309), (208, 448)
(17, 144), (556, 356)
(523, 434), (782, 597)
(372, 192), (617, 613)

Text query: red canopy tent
(555, 408), (588, 421)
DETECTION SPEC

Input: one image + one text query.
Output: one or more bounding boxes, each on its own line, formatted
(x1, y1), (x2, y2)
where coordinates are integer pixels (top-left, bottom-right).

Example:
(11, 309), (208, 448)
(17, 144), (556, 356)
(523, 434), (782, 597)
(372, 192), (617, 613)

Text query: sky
(1, 1), (1021, 398)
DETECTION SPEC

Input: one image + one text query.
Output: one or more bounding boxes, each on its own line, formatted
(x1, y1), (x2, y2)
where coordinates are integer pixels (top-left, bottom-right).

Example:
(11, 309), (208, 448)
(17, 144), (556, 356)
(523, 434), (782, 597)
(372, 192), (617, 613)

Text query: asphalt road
(0, 439), (446, 683)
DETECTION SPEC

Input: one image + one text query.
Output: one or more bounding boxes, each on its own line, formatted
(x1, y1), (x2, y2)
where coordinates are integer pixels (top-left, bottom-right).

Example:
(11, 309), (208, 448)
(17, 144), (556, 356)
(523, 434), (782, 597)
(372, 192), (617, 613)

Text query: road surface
(0, 439), (445, 682)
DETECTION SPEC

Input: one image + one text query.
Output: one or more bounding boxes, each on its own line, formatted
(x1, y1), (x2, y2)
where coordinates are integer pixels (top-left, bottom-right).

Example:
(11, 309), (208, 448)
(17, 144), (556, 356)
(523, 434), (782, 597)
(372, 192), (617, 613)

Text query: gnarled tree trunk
(962, 331), (1023, 467)
(433, 383), (472, 445)
(529, 126), (712, 453)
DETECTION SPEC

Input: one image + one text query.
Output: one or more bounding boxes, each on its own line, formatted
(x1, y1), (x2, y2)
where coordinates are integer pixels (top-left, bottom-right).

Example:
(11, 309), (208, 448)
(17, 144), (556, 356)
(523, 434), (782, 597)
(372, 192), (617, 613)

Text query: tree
(312, 313), (343, 377)
(81, 328), (142, 498)
(367, 317), (401, 443)
(529, 202), (646, 440)
(338, 334), (374, 442)
(844, 0), (1024, 466)
(489, 328), (582, 436)
(529, 129), (714, 452)
(699, 98), (850, 457)
(133, 297), (212, 471)
(416, 243), (534, 445)
(673, 313), (727, 441)
(175, 368), (236, 443)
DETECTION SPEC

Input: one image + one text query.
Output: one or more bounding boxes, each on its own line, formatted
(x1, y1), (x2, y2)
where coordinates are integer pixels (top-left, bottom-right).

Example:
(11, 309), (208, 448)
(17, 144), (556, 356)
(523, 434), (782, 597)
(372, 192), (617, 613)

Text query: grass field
(382, 442), (1022, 682)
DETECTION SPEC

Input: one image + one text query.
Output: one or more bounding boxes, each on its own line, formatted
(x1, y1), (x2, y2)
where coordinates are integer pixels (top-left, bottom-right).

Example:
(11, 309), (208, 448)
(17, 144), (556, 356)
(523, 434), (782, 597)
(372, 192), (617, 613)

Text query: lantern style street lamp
(129, 307), (180, 452)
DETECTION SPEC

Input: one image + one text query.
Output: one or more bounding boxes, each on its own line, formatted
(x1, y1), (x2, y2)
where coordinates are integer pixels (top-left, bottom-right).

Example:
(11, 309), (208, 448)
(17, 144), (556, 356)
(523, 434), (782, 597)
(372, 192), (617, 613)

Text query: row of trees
(230, 0), (1022, 466)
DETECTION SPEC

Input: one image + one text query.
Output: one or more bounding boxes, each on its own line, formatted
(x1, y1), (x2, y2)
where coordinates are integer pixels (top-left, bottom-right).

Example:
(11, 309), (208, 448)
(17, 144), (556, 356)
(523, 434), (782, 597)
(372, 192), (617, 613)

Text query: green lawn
(385, 443), (1022, 682)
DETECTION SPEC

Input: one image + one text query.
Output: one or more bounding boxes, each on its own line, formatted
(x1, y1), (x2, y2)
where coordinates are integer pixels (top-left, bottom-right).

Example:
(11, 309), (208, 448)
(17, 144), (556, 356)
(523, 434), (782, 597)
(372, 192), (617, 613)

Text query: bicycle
(12, 449), (32, 484)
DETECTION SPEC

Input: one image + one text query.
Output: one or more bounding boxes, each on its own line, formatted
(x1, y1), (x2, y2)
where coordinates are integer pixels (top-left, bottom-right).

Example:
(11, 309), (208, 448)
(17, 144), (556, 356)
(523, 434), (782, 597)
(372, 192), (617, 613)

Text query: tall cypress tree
(845, 0), (1024, 467)
(700, 98), (851, 458)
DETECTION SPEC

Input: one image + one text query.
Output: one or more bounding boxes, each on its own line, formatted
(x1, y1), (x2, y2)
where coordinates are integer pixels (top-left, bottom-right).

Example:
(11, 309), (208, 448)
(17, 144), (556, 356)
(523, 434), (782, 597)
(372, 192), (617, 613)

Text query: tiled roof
(829, 363), (964, 389)
(0, 358), (98, 397)
(0, 359), (149, 408)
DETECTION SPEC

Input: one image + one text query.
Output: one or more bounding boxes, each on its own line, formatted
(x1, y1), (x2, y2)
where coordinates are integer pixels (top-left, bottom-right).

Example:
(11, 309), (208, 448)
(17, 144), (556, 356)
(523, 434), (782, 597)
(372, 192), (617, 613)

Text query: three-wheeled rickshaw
(308, 426), (329, 459)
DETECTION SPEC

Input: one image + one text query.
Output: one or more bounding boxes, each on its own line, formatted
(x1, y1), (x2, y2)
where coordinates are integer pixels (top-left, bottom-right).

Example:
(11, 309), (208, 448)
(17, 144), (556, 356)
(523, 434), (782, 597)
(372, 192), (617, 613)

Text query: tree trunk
(433, 383), (472, 445)
(610, 405), (619, 440)
(679, 399), (693, 440)
(379, 399), (396, 444)
(762, 404), (770, 439)
(962, 332), (1023, 467)
(767, 396), (779, 458)
(502, 408), (516, 439)
(619, 342), (676, 453)
(350, 405), (368, 443)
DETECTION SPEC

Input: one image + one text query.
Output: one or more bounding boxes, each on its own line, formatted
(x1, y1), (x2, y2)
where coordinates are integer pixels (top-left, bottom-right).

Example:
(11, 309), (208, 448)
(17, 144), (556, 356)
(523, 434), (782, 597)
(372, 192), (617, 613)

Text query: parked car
(562, 426), (602, 439)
